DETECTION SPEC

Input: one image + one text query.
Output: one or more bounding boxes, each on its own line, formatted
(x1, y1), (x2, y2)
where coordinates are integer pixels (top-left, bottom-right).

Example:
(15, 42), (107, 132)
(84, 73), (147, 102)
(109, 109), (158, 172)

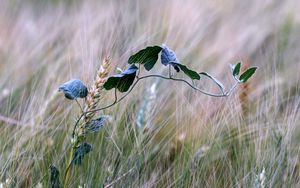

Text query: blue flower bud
(161, 44), (180, 72)
(85, 115), (110, 133)
(58, 79), (88, 100)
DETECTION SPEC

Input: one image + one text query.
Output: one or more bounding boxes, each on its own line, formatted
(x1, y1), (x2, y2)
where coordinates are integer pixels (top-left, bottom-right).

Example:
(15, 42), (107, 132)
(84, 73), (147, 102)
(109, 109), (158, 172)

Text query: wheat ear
(84, 56), (111, 122)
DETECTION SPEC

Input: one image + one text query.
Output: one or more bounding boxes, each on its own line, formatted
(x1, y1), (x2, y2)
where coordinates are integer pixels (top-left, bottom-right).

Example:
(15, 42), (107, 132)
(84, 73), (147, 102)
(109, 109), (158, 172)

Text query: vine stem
(199, 72), (225, 95)
(225, 81), (239, 96)
(72, 74), (239, 130)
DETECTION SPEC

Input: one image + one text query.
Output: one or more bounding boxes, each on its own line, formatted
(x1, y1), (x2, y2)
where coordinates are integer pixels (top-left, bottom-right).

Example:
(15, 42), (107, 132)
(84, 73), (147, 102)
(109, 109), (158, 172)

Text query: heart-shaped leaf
(72, 142), (92, 165)
(171, 63), (200, 80)
(161, 44), (180, 72)
(128, 46), (162, 71)
(103, 64), (138, 92)
(49, 165), (61, 188)
(58, 79), (88, 100)
(85, 115), (110, 133)
(239, 67), (257, 83)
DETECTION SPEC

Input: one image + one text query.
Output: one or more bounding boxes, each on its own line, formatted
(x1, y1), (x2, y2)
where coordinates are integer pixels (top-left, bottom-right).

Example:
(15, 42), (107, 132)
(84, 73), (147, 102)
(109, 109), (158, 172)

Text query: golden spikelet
(84, 56), (111, 122)
(75, 57), (111, 137)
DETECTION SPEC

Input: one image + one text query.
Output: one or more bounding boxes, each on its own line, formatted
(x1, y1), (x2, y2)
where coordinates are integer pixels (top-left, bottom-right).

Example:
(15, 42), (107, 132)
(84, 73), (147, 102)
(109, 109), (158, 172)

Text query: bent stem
(72, 73), (240, 129)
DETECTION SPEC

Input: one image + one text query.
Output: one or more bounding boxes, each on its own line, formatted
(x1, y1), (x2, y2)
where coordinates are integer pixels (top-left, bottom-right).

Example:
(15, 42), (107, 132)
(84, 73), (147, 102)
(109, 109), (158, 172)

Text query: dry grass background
(0, 0), (300, 187)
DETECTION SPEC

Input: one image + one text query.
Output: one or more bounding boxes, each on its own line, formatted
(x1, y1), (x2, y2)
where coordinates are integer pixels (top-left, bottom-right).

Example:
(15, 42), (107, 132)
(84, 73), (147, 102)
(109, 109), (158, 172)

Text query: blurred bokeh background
(0, 0), (299, 187)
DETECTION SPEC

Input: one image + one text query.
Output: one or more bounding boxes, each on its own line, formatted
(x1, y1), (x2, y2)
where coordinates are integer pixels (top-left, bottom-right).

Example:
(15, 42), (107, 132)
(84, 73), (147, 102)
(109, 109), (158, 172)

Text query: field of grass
(0, 0), (300, 187)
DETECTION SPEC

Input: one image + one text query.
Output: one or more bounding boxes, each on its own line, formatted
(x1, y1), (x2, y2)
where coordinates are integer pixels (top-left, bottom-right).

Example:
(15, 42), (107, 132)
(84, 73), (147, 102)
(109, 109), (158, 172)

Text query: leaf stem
(75, 99), (85, 114)
(199, 72), (225, 95)
(168, 65), (172, 78)
(225, 81), (239, 96)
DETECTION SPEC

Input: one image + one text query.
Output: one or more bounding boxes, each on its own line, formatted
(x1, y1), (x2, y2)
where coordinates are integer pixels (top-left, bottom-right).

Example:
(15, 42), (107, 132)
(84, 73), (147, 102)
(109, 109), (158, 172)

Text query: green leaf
(171, 62), (200, 80)
(239, 67), (257, 82)
(49, 165), (61, 188)
(128, 46), (162, 71)
(72, 142), (93, 165)
(233, 62), (241, 76)
(103, 64), (138, 92)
